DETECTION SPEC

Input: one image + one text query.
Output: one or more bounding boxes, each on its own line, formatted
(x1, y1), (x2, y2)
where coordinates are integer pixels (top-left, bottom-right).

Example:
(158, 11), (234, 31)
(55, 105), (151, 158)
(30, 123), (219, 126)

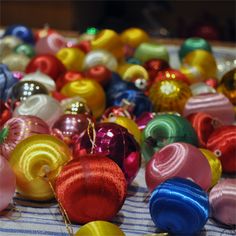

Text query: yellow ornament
(60, 79), (106, 118)
(118, 63), (149, 82)
(149, 79), (192, 114)
(199, 148), (222, 187)
(75, 221), (125, 236)
(120, 27), (149, 48)
(91, 29), (124, 59)
(180, 65), (205, 84)
(182, 49), (217, 79)
(9, 134), (72, 201)
(56, 47), (85, 71)
(105, 116), (141, 144)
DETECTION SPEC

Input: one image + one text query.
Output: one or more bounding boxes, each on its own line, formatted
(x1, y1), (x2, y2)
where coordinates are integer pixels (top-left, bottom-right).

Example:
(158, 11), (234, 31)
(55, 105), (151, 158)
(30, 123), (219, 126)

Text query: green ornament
(141, 114), (198, 161)
(179, 37), (212, 61)
(14, 43), (35, 58)
(86, 27), (99, 35)
(134, 42), (169, 63)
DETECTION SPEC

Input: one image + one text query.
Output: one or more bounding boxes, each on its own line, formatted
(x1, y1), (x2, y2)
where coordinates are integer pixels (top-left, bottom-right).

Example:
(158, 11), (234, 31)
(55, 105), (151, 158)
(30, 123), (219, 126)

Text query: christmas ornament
(14, 43), (35, 58)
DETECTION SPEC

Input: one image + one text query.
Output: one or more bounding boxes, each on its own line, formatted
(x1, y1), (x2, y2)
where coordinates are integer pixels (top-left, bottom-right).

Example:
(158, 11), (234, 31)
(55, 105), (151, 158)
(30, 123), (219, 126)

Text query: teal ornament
(141, 114), (198, 161)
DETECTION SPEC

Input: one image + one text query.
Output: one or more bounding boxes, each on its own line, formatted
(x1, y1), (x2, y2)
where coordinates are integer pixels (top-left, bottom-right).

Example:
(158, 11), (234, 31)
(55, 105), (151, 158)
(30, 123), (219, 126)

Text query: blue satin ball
(3, 24), (35, 44)
(111, 89), (153, 117)
(0, 64), (18, 101)
(149, 177), (209, 235)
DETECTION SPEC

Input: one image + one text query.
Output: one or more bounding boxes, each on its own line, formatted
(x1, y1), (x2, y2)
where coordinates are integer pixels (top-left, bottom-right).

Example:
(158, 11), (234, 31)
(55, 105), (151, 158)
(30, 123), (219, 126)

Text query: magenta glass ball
(73, 122), (141, 184)
(51, 114), (92, 146)
(145, 142), (212, 192)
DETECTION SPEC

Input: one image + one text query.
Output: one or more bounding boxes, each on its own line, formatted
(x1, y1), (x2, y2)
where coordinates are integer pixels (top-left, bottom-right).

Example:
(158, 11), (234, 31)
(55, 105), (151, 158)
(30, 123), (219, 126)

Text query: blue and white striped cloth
(0, 167), (235, 236)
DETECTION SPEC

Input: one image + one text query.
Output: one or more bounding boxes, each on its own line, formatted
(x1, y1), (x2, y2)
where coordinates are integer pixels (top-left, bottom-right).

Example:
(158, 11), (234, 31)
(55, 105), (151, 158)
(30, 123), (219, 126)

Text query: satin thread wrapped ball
(120, 28), (149, 48)
(55, 155), (127, 223)
(145, 142), (212, 192)
(13, 94), (63, 127)
(9, 134), (72, 201)
(101, 106), (134, 121)
(142, 114), (198, 161)
(75, 221), (125, 236)
(199, 148), (222, 187)
(56, 47), (85, 71)
(0, 115), (50, 159)
(183, 93), (235, 125)
(149, 79), (192, 114)
(83, 49), (118, 71)
(134, 42), (169, 63)
(0, 155), (16, 211)
(74, 123), (141, 184)
(135, 112), (155, 131)
(14, 43), (35, 58)
(209, 179), (236, 225)
(207, 125), (236, 173)
(187, 112), (222, 148)
(179, 37), (212, 61)
(190, 82), (216, 95)
(60, 79), (106, 118)
(149, 178), (209, 235)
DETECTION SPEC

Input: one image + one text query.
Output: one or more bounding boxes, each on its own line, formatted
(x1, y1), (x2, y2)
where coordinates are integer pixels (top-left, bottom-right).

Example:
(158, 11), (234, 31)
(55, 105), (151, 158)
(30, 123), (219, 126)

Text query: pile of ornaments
(0, 24), (236, 236)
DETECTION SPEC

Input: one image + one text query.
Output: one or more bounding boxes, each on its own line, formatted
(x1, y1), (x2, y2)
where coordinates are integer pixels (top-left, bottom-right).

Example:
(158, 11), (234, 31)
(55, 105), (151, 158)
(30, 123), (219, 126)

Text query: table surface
(0, 38), (235, 236)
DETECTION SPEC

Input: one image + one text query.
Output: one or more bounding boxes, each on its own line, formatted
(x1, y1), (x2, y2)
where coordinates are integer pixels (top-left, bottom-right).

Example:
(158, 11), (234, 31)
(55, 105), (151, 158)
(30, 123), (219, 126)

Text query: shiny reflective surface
(145, 142), (212, 191)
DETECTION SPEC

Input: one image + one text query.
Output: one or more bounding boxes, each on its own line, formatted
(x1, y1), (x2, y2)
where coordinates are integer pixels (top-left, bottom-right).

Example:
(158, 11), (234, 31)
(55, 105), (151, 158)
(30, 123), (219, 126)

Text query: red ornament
(84, 65), (112, 87)
(51, 114), (92, 146)
(56, 71), (83, 90)
(0, 100), (12, 127)
(55, 155), (127, 224)
(143, 59), (169, 80)
(51, 91), (68, 102)
(70, 40), (91, 54)
(35, 27), (56, 41)
(73, 123), (141, 184)
(205, 78), (218, 89)
(154, 69), (190, 85)
(207, 125), (236, 173)
(187, 112), (222, 148)
(25, 54), (66, 81)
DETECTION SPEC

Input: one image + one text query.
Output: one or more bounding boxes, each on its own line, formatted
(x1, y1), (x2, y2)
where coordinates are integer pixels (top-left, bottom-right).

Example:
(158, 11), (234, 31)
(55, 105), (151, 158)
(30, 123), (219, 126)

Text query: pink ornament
(35, 33), (66, 55)
(0, 155), (16, 211)
(51, 114), (93, 146)
(13, 94), (63, 127)
(209, 179), (236, 225)
(135, 112), (155, 131)
(0, 115), (50, 159)
(73, 123), (141, 184)
(12, 71), (25, 80)
(183, 93), (235, 125)
(145, 142), (212, 192)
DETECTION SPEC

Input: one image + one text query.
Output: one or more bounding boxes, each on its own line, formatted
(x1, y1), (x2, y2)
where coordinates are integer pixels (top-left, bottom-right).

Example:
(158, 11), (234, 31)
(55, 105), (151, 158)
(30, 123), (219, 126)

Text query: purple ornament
(73, 122), (141, 184)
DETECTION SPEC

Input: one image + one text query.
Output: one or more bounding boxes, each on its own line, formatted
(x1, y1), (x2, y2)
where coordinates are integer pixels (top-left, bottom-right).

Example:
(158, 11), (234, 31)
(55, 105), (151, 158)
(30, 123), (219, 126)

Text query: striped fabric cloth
(0, 167), (235, 236)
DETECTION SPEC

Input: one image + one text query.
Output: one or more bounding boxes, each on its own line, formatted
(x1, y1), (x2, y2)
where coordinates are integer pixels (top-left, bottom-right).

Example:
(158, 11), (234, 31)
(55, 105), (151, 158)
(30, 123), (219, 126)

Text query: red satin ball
(51, 91), (68, 102)
(101, 106), (134, 122)
(143, 59), (169, 80)
(55, 155), (127, 224)
(84, 65), (112, 87)
(207, 125), (236, 173)
(154, 68), (190, 85)
(0, 100), (12, 127)
(73, 123), (141, 184)
(51, 114), (92, 146)
(187, 112), (223, 148)
(56, 71), (84, 90)
(205, 78), (218, 89)
(25, 54), (66, 81)
(71, 40), (91, 54)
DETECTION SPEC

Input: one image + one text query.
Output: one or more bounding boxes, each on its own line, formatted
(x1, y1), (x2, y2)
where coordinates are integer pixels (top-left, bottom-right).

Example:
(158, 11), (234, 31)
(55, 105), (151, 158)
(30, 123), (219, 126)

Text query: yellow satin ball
(91, 29), (124, 59)
(118, 63), (149, 82)
(120, 27), (149, 48)
(182, 49), (217, 79)
(56, 47), (85, 71)
(180, 65), (205, 84)
(104, 116), (141, 144)
(75, 221), (125, 236)
(199, 148), (222, 187)
(9, 134), (72, 201)
(60, 79), (106, 118)
(149, 79), (192, 114)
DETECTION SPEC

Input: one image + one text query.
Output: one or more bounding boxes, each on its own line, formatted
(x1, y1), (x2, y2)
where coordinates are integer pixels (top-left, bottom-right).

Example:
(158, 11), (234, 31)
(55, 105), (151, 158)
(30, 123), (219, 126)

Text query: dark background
(1, 0), (235, 41)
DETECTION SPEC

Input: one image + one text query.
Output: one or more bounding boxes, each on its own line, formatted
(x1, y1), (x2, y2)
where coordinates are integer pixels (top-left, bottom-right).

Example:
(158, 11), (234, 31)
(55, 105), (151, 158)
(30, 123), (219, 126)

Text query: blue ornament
(0, 64), (18, 101)
(3, 24), (35, 44)
(149, 177), (209, 235)
(111, 89), (153, 117)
